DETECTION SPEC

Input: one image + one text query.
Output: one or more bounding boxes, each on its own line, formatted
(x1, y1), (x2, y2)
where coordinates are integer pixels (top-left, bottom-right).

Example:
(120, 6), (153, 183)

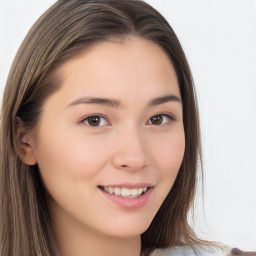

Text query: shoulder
(151, 245), (231, 256)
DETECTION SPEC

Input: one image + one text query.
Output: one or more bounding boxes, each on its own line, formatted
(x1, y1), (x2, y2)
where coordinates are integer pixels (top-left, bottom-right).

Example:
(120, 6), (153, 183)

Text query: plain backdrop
(0, 0), (255, 250)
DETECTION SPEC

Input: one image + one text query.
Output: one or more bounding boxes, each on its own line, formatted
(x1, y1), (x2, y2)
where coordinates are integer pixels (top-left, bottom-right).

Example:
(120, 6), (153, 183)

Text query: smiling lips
(98, 183), (154, 209)
(99, 186), (148, 198)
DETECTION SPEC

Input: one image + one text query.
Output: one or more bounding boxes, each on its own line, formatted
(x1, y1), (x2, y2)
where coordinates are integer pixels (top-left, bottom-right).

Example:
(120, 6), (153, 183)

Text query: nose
(111, 127), (149, 171)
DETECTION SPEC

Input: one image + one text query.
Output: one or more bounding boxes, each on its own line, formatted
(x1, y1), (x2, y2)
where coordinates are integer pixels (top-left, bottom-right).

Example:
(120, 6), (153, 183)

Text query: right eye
(81, 115), (109, 127)
(147, 113), (175, 126)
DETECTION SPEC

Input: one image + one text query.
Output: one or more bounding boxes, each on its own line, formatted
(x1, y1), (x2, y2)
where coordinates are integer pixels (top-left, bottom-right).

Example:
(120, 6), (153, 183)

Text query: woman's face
(29, 37), (185, 239)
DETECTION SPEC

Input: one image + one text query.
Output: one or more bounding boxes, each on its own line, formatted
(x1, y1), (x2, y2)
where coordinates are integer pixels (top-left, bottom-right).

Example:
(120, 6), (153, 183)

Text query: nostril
(111, 151), (148, 171)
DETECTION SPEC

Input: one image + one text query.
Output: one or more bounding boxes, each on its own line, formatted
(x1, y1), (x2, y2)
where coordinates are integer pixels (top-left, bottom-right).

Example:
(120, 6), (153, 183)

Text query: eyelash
(80, 113), (176, 128)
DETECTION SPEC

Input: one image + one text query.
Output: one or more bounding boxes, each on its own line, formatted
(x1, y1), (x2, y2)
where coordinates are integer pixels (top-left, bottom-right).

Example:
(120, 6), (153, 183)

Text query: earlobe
(14, 117), (37, 166)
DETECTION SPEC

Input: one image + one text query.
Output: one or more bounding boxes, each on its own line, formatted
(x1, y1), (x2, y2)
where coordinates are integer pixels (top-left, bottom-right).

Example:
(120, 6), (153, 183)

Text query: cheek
(36, 128), (106, 174)
(151, 130), (185, 177)
(33, 126), (112, 219)
(33, 125), (112, 199)
(146, 129), (185, 216)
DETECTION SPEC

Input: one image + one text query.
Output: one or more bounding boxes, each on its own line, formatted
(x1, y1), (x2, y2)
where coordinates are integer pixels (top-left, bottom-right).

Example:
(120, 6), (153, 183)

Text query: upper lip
(99, 182), (154, 189)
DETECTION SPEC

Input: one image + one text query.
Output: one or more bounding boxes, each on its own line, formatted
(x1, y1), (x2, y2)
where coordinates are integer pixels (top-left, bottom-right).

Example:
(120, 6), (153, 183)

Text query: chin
(99, 214), (153, 239)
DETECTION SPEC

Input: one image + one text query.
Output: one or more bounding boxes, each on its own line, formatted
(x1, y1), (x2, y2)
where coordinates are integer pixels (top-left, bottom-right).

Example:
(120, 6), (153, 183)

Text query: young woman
(0, 0), (254, 256)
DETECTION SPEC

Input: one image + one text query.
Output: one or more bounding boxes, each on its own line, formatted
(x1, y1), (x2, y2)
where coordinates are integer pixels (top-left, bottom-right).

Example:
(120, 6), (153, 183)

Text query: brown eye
(83, 115), (108, 127)
(150, 115), (163, 125)
(149, 114), (174, 125)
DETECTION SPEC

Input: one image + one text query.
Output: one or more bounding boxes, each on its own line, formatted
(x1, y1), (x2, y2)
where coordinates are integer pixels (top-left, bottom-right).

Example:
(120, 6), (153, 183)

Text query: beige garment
(150, 245), (256, 256)
(151, 245), (231, 256)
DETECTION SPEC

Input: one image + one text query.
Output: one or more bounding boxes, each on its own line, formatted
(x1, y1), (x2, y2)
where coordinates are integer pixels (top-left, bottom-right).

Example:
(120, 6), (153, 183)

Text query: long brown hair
(1, 0), (213, 255)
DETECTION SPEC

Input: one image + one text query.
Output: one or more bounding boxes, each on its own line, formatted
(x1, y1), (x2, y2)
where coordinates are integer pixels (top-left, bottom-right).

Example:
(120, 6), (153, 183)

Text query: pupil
(88, 116), (100, 126)
(152, 115), (162, 125)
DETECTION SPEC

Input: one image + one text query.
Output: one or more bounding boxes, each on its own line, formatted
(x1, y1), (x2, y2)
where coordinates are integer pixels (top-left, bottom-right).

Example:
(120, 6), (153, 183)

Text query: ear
(14, 117), (37, 166)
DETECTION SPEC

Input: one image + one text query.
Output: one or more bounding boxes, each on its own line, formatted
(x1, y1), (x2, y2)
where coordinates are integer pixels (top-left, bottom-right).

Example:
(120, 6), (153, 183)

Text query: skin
(21, 37), (185, 256)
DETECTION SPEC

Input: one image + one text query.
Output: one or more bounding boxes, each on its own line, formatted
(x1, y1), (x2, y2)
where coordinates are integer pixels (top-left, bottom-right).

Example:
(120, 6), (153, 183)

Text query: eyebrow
(66, 97), (120, 109)
(66, 94), (181, 109)
(148, 94), (181, 106)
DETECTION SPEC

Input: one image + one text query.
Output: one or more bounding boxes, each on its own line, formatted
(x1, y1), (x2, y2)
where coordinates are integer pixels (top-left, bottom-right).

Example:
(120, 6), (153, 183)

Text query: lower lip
(99, 187), (153, 209)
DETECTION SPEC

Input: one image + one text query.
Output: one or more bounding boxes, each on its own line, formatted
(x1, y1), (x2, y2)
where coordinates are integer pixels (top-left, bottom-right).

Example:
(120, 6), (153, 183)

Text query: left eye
(148, 114), (174, 125)
(82, 115), (108, 127)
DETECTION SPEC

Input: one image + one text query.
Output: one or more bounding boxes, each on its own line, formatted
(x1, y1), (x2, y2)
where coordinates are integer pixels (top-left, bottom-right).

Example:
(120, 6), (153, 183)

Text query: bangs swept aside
(0, 1), (219, 255)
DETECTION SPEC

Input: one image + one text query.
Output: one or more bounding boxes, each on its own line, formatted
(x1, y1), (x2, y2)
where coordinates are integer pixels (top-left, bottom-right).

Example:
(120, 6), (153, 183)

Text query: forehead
(46, 37), (180, 109)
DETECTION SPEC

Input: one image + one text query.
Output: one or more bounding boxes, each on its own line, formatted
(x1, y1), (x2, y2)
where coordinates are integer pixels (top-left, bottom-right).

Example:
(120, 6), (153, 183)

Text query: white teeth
(114, 187), (121, 196)
(121, 188), (130, 197)
(130, 188), (138, 196)
(109, 187), (114, 194)
(102, 186), (148, 197)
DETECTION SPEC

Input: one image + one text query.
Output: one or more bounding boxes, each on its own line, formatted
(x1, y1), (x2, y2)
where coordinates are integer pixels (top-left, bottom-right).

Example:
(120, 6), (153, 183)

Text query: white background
(0, 0), (255, 250)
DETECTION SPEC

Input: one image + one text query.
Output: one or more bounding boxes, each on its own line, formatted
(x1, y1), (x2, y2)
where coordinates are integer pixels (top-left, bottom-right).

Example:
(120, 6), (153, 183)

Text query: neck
(59, 232), (141, 256)
(56, 227), (141, 256)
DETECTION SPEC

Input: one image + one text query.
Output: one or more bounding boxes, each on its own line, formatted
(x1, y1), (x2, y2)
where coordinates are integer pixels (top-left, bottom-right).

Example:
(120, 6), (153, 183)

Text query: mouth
(98, 183), (154, 209)
(98, 186), (149, 198)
